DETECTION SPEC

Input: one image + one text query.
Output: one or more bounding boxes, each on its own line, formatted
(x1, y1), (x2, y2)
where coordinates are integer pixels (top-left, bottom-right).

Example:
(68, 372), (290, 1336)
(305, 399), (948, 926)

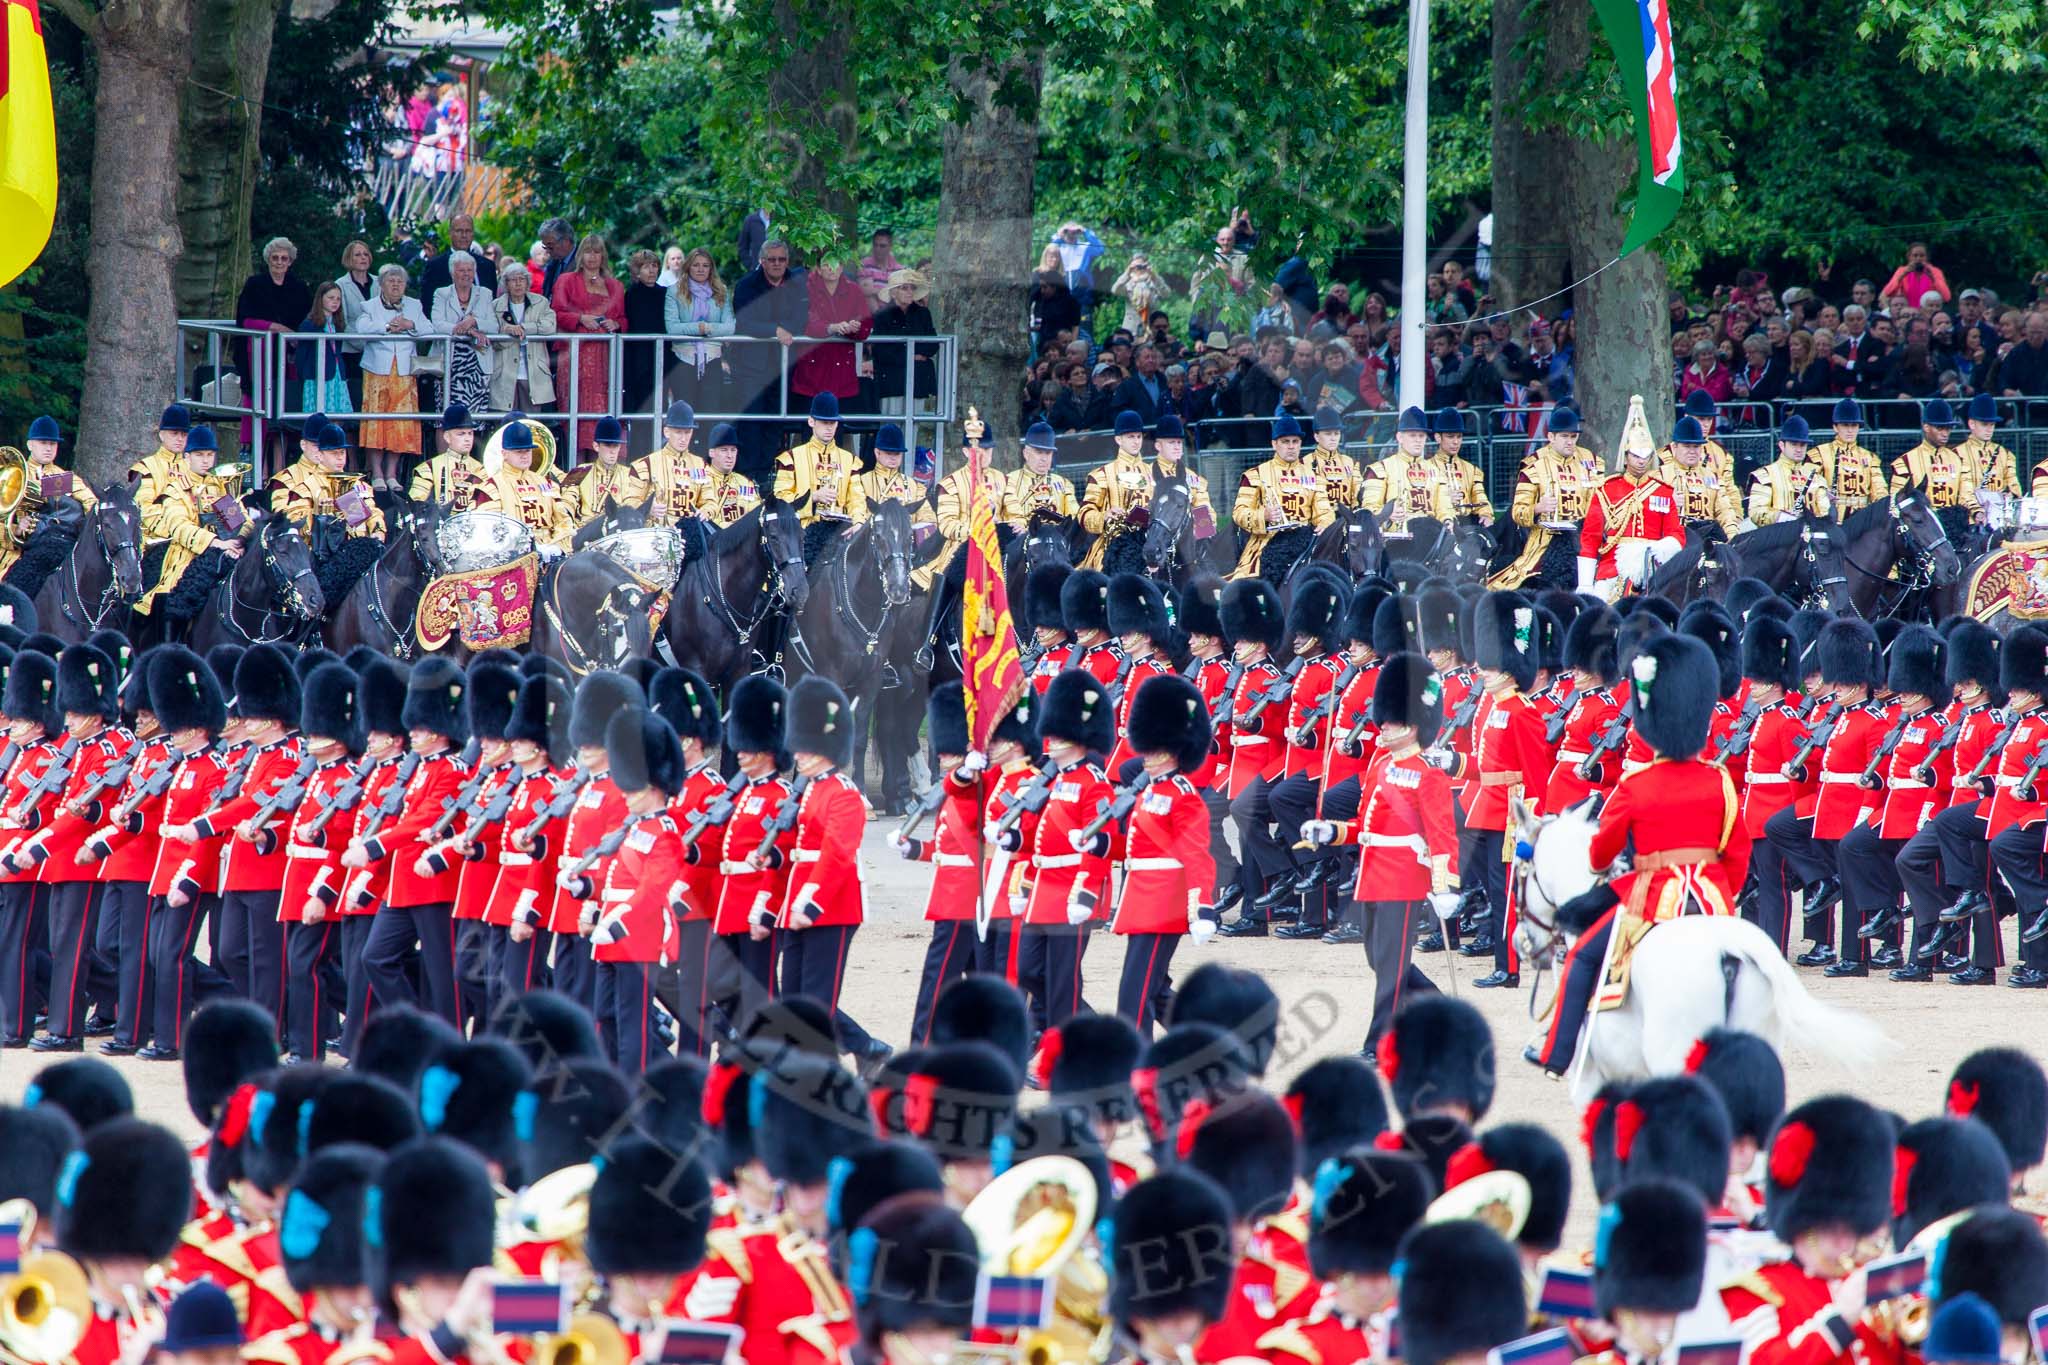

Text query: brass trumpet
(0, 1199), (93, 1365)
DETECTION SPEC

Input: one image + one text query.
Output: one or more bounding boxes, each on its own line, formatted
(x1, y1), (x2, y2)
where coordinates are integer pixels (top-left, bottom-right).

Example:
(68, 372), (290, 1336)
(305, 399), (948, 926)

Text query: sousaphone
(483, 419), (559, 480)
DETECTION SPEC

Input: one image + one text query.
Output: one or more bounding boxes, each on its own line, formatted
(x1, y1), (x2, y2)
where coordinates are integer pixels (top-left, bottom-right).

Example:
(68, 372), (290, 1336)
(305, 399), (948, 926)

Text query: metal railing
(175, 320), (958, 482)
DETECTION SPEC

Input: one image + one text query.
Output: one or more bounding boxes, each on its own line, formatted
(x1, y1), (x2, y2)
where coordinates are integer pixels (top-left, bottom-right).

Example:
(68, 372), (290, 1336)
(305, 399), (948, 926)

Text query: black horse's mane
(709, 497), (801, 555)
(1737, 495), (1896, 555)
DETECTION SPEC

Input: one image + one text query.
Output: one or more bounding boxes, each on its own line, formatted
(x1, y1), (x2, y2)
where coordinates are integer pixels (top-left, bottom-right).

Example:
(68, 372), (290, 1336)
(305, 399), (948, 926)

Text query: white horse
(1509, 795), (1895, 1102)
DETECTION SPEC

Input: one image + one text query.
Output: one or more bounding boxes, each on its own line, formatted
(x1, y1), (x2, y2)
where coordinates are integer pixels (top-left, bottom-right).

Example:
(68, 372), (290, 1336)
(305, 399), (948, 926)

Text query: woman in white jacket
(491, 268), (558, 414)
(431, 252), (499, 418)
(354, 264), (430, 491)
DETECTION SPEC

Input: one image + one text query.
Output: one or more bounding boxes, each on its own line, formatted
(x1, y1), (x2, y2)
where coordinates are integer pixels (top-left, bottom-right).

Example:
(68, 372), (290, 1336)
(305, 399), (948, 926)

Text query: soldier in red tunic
(705, 675), (790, 1033)
(546, 670), (643, 1023)
(255, 1144), (380, 1364)
(1577, 432), (1685, 595)
(1104, 574), (1177, 776)
(1686, 1028), (1787, 1229)
(55, 1117), (195, 1365)
(1545, 606), (1624, 811)
(1258, 575), (1354, 937)
(1379, 993), (1495, 1127)
(1184, 1093), (1315, 1361)
(1106, 1170), (1237, 1365)
(0, 651), (71, 1044)
(1396, 1218), (1530, 1365)
(649, 666), (731, 1059)
(438, 659), (521, 1032)
(360, 1136), (498, 1365)
(1900, 620), (2007, 980)
(1021, 565), (1075, 697)
(1458, 589), (1553, 987)
(845, 1194), (980, 1365)
(1175, 575), (1238, 912)
(1839, 627), (1952, 972)
(335, 659), (409, 1059)
(1308, 651), (1459, 1044)
(1985, 624), (2048, 989)
(1063, 569), (1125, 692)
(1581, 1180), (1710, 1365)
(274, 664), (361, 1066)
(1260, 1150), (1431, 1365)
(1109, 674), (1218, 1029)
(346, 657), (472, 1028)
(1945, 1046), (2047, 1203)
(73, 660), (167, 1056)
(1738, 617), (1807, 924)
(1719, 1096), (1898, 1365)
(1219, 578), (1290, 935)
(487, 674), (572, 1006)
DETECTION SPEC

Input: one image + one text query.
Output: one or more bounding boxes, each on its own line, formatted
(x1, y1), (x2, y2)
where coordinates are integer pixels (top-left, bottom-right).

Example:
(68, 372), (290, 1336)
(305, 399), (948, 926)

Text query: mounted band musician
(1229, 413), (1335, 583)
(129, 418), (250, 621)
(408, 403), (489, 510)
(267, 421), (386, 607)
(1494, 406), (1602, 589)
(563, 415), (651, 527)
(0, 415), (97, 591)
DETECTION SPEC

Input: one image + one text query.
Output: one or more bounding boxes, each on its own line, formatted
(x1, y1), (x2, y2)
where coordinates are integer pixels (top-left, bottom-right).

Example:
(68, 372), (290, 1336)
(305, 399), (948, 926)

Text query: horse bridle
(225, 520), (321, 644)
(60, 500), (142, 631)
(697, 508), (805, 680)
(1794, 525), (1851, 611)
(361, 510), (422, 661)
(1838, 497), (1950, 619)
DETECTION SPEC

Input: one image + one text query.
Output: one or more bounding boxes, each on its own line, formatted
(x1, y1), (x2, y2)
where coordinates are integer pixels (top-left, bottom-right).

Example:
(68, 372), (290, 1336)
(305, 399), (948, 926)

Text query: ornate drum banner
(1963, 538), (2048, 622)
(416, 553), (541, 650)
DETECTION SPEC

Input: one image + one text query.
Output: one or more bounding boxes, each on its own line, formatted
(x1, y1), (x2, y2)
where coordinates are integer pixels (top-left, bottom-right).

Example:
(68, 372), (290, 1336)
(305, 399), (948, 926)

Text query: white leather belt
(1556, 751), (1592, 765)
(1996, 775), (2024, 789)
(1365, 833), (1429, 853)
(601, 888), (632, 902)
(1035, 853), (1083, 869)
(791, 849), (821, 863)
(934, 853), (975, 869)
(500, 852), (533, 867)
(286, 844), (327, 860)
(719, 860), (755, 875)
(1889, 778), (1929, 790)
(1818, 772), (1861, 784)
(1124, 857), (1183, 871)
(1745, 773), (1789, 785)
(1230, 735), (1269, 747)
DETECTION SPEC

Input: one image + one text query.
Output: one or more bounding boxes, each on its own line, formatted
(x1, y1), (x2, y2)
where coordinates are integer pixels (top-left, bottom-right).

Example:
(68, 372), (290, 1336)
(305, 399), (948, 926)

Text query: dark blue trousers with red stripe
(1115, 932), (1178, 1033)
(596, 960), (658, 1075)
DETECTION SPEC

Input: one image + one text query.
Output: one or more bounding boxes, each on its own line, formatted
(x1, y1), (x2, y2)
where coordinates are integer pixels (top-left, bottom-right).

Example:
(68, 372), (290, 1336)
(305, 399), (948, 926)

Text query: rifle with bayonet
(211, 743), (262, 806)
(242, 752), (320, 851)
(1544, 690), (1579, 745)
(110, 749), (183, 828)
(1965, 710), (2021, 792)
(2011, 732), (2048, 803)
(514, 767), (592, 848)
(299, 755), (379, 840)
(989, 761), (1059, 843)
(1911, 715), (1970, 786)
(5, 735), (80, 827)
(1103, 652), (1137, 714)
(682, 771), (750, 853)
(424, 760), (501, 843)
(1709, 698), (1765, 765)
(1073, 772), (1154, 850)
(354, 751), (423, 846)
(1235, 655), (1307, 733)
(1784, 700), (1845, 785)
(1290, 661), (1361, 748)
(66, 743), (141, 821)
(560, 810), (658, 901)
(1208, 659), (1248, 728)
(1574, 701), (1635, 782)
(429, 773), (525, 870)
(1855, 710), (1916, 789)
(748, 773), (814, 873)
(894, 755), (948, 845)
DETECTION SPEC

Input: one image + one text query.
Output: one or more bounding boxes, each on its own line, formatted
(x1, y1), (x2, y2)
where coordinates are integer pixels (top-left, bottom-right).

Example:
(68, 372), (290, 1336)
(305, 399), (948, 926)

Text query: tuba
(0, 1199), (94, 1365)
(0, 447), (30, 542)
(959, 1156), (1111, 1365)
(484, 421), (559, 481)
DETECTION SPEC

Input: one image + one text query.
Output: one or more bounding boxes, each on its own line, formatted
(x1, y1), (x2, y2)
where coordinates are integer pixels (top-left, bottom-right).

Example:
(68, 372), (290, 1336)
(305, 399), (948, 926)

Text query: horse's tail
(1729, 927), (1896, 1076)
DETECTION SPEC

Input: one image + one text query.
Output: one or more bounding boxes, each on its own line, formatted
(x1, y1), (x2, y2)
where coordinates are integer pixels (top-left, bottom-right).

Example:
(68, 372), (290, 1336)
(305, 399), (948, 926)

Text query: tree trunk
(1487, 0), (1566, 312)
(933, 50), (1042, 471)
(1548, 0), (1670, 458)
(766, 0), (856, 244)
(72, 0), (195, 486)
(175, 0), (280, 324)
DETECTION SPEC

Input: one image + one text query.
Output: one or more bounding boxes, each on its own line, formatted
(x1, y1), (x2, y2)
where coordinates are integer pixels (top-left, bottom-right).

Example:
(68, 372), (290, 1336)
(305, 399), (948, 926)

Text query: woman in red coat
(551, 233), (626, 454)
(791, 258), (872, 405)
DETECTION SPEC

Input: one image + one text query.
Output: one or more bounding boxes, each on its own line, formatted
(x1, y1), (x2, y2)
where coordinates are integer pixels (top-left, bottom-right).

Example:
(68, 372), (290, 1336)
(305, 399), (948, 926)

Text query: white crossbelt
(1123, 857), (1183, 871)
(601, 888), (632, 902)
(1035, 853), (1083, 869)
(1365, 833), (1429, 853)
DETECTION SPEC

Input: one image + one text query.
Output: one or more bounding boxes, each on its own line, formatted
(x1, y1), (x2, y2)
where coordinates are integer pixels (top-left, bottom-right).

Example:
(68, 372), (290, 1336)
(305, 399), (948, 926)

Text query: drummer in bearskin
(844, 1193), (980, 1365)
(585, 1138), (715, 1350)
(1579, 1180), (1710, 1365)
(1036, 1009), (1147, 1191)
(1106, 1170), (1238, 1365)
(361, 1137), (500, 1365)
(56, 1118), (196, 1365)
(1397, 1218), (1532, 1365)
(1260, 1150), (1432, 1365)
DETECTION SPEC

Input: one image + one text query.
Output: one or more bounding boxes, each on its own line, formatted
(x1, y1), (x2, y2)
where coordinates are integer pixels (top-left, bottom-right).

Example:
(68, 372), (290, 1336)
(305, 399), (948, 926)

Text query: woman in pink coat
(551, 233), (626, 453)
(791, 258), (872, 403)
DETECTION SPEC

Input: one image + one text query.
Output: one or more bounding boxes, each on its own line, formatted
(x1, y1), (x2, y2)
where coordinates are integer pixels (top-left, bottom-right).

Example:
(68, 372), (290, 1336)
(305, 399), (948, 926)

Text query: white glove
(982, 821), (1002, 844)
(1189, 909), (1217, 944)
(1649, 535), (1684, 566)
(1428, 890), (1463, 922)
(1422, 747), (1456, 772)
(1066, 898), (1092, 925)
(957, 750), (988, 778)
(537, 542), (565, 562)
(889, 832), (913, 858)
(1007, 890), (1029, 917)
(1067, 828), (1086, 852)
(1575, 555), (1596, 592)
(1302, 819), (1337, 847)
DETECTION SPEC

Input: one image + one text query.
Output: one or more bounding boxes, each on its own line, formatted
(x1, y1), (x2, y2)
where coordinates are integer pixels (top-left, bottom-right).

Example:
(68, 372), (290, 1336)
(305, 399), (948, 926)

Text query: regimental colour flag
(0, 0), (55, 285)
(960, 428), (1024, 750)
(1591, 0), (1685, 256)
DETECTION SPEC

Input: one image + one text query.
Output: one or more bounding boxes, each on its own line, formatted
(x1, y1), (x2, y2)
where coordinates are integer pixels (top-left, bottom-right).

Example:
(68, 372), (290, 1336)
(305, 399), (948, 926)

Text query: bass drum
(590, 527), (685, 594)
(437, 509), (536, 573)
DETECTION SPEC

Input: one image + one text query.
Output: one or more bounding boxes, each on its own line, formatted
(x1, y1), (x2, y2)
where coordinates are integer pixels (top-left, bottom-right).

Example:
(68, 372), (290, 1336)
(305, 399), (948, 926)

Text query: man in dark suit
(537, 217), (576, 305)
(1832, 304), (1888, 398)
(737, 209), (771, 276)
(417, 212), (499, 302)
(1112, 344), (1168, 427)
(730, 240), (810, 483)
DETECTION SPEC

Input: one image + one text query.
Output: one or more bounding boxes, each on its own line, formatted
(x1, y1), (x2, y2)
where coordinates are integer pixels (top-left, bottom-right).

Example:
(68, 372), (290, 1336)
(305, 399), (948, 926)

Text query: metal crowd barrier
(174, 320), (958, 482)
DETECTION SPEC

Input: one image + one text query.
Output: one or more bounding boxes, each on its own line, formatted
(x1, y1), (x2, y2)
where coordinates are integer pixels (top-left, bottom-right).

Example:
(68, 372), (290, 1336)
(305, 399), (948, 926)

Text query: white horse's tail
(1728, 925), (1896, 1076)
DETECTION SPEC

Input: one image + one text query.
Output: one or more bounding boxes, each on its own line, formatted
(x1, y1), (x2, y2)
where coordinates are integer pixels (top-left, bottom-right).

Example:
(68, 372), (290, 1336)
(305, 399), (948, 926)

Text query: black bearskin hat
(789, 676), (857, 766)
(55, 1118), (191, 1263)
(1041, 1011), (1141, 1124)
(1060, 569), (1111, 635)
(280, 1143), (380, 1292)
(1286, 575), (1348, 647)
(1613, 1074), (1732, 1207)
(1887, 624), (1947, 701)
(824, 1140), (943, 1237)
(244, 1066), (331, 1195)
(1566, 607), (1621, 685)
(56, 644), (115, 721)
(1452, 1123), (1573, 1252)
(1931, 1207), (2048, 1325)
(1134, 1024), (1252, 1145)
(1945, 618), (2001, 696)
(1175, 574), (1226, 640)
(368, 1137), (497, 1296)
(401, 656), (469, 743)
(27, 1057), (132, 1133)
(744, 995), (843, 1058)
(490, 989), (604, 1069)
(990, 688), (1037, 753)
(182, 998), (279, 1127)
(1037, 668), (1114, 753)
(293, 647), (339, 682)
(1023, 564), (1073, 636)
(506, 674), (571, 763)
(1947, 1046), (2048, 1174)
(1109, 1170), (1235, 1328)
(752, 1054), (871, 1186)
(901, 1042), (1019, 1164)
(1893, 1116), (2011, 1247)
(1630, 634), (1717, 759)
(1343, 585), (1388, 650)
(1127, 675), (1212, 773)
(926, 681), (969, 758)
(301, 661), (362, 749)
(569, 668), (643, 753)
(1396, 1219), (1527, 1365)
(1679, 602), (1741, 699)
(1378, 995), (1494, 1122)
(1219, 579), (1286, 653)
(1765, 1094), (1893, 1241)
(930, 975), (1030, 1076)
(1818, 618), (1882, 689)
(301, 1073), (421, 1156)
(417, 1038), (534, 1183)
(2003, 625), (2048, 699)
(1370, 651), (1445, 735)
(1371, 592), (1415, 657)
(652, 668), (722, 749)
(1741, 617), (1801, 693)
(0, 1104), (77, 1222)
(1107, 573), (1172, 642)
(638, 1055), (708, 1157)
(233, 643), (300, 725)
(1181, 1091), (1299, 1224)
(1533, 606), (1565, 675)
(466, 658), (522, 741)
(1305, 1149), (1430, 1278)
(1787, 607), (1830, 679)
(1721, 578), (1776, 623)
(1416, 585), (1463, 657)
(725, 673), (788, 761)
(2, 649), (57, 733)
(1584, 1081), (1632, 1201)
(354, 1003), (462, 1091)
(852, 1194), (981, 1346)
(148, 645), (227, 735)
(1685, 1028), (1786, 1149)
(204, 644), (243, 695)
(1594, 1178), (1708, 1317)
(606, 707), (686, 797)
(361, 658), (407, 737)
(1284, 1056), (1389, 1173)
(1168, 963), (1279, 1077)
(587, 1136), (712, 1276)
(1473, 590), (1539, 691)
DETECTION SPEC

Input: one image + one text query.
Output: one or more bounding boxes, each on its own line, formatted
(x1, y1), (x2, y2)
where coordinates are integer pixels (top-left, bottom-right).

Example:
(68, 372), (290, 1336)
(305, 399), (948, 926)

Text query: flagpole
(1397, 0), (1429, 411)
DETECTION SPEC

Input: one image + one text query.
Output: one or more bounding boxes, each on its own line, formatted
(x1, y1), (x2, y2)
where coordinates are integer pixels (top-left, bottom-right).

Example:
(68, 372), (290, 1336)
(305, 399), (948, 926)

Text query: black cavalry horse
(324, 501), (437, 659)
(13, 486), (146, 644)
(659, 500), (810, 694)
(786, 499), (915, 798)
(180, 513), (326, 652)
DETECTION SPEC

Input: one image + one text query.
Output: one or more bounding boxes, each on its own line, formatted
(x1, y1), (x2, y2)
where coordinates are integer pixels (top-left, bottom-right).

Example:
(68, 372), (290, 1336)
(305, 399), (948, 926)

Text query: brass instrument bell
(536, 1312), (629, 1365)
(0, 1200), (92, 1365)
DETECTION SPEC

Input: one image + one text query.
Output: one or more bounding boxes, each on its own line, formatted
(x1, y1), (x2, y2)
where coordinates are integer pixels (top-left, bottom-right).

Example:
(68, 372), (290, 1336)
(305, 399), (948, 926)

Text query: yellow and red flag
(0, 0), (55, 286)
(960, 441), (1023, 750)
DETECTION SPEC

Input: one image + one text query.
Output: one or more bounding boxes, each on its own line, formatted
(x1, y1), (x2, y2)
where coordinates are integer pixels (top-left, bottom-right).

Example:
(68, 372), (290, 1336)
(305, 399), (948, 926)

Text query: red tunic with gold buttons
(1876, 705), (1951, 838)
(27, 729), (132, 881)
(978, 761), (1036, 917)
(1256, 1300), (1379, 1365)
(1108, 775), (1216, 935)
(551, 773), (625, 935)
(1439, 665), (1479, 802)
(449, 764), (516, 923)
(1579, 472), (1683, 582)
(151, 748), (233, 898)
(1799, 701), (1890, 839)
(1027, 642), (1072, 696)
(1544, 686), (1624, 811)
(1225, 659), (1286, 796)
(195, 738), (306, 894)
(1987, 707), (2048, 836)
(593, 813), (683, 963)
(1320, 659), (1379, 793)
(1076, 640), (1124, 689)
(710, 775), (791, 935)
(360, 752), (470, 907)
(1590, 758), (1738, 923)
(1944, 699), (2001, 810)
(668, 764), (733, 924)
(780, 770), (866, 927)
(1328, 747), (1459, 902)
(1107, 654), (1175, 772)
(278, 756), (359, 923)
(1190, 655), (1232, 790)
(1742, 700), (1808, 836)
(339, 756), (406, 915)
(1022, 760), (1117, 926)
(85, 738), (176, 885)
(1282, 654), (1347, 779)
(1461, 686), (1549, 829)
(490, 765), (573, 927)
(0, 738), (70, 880)
(913, 767), (985, 922)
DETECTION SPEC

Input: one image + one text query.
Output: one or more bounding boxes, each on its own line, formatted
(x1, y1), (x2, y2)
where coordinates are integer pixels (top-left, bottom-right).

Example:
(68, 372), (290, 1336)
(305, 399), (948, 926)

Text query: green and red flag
(1592, 0), (1685, 256)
